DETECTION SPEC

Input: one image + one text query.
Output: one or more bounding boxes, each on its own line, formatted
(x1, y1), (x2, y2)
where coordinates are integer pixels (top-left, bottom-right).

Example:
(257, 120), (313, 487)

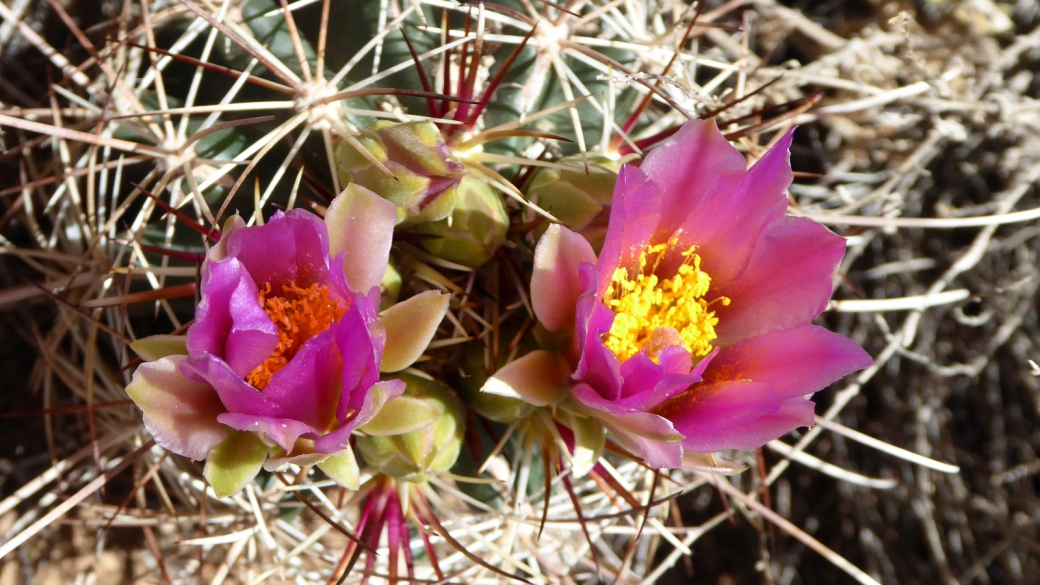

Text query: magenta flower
(126, 185), (449, 495)
(516, 120), (872, 469)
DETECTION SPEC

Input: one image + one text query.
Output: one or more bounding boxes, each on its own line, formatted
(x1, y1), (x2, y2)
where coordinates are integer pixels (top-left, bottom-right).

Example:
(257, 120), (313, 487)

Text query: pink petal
(614, 345), (709, 411)
(225, 271), (279, 377)
(349, 379), (407, 430)
(325, 184), (397, 294)
(657, 380), (781, 453)
(704, 324), (872, 400)
(313, 380), (405, 453)
(125, 356), (228, 460)
(570, 384), (684, 468)
(334, 293), (386, 424)
(223, 211), (301, 290)
(260, 331), (342, 431)
(216, 413), (318, 453)
(572, 264), (623, 399)
(188, 257), (277, 374)
(594, 165), (663, 297)
(665, 130), (794, 287)
(638, 119), (747, 240)
(605, 423), (684, 469)
(713, 215), (847, 344)
(180, 354), (280, 417)
(684, 397), (816, 453)
(531, 224), (597, 332)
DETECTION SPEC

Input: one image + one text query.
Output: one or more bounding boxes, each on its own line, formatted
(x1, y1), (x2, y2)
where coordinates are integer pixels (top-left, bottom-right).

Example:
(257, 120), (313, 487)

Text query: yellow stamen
(246, 282), (347, 390)
(602, 241), (729, 363)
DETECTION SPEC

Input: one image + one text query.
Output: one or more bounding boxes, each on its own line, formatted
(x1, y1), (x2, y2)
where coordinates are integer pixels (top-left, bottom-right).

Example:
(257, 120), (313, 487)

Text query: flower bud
(356, 374), (466, 482)
(336, 121), (467, 226)
(526, 154), (620, 250)
(411, 176), (508, 268)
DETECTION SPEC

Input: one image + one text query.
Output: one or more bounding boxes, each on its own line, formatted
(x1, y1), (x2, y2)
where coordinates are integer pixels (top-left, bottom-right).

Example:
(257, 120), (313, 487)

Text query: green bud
(356, 374), (466, 482)
(526, 154), (620, 251)
(411, 176), (508, 268)
(336, 121), (467, 226)
(380, 262), (402, 312)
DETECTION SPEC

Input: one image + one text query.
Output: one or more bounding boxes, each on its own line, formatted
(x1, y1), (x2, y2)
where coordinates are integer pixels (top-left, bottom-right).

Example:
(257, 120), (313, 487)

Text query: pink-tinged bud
(355, 374), (466, 482)
(336, 121), (467, 226)
(412, 175), (508, 268)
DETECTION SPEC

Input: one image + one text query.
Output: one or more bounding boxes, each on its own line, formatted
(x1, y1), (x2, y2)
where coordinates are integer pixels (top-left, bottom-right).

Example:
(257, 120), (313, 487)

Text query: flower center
(602, 241), (728, 363)
(246, 282), (347, 390)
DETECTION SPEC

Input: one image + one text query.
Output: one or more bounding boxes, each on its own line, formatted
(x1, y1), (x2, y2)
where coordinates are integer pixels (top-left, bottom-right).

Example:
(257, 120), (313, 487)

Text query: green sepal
(204, 431), (269, 498)
(129, 335), (188, 362)
(359, 396), (440, 436)
(559, 411), (605, 478)
(317, 449), (361, 491)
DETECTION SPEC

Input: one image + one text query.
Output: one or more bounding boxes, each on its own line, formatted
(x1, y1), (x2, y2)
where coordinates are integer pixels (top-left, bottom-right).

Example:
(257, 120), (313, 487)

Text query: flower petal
(571, 383), (686, 470)
(595, 165), (663, 296)
(378, 290), (449, 373)
(713, 215), (848, 344)
(260, 331), (342, 431)
(312, 380), (409, 454)
(667, 130), (794, 287)
(216, 413), (318, 452)
(125, 356), (227, 460)
(689, 397), (817, 453)
(531, 224), (596, 332)
(704, 324), (873, 400)
(203, 430), (269, 497)
(331, 292), (383, 426)
(638, 119), (747, 240)
(658, 380), (782, 453)
(481, 349), (570, 407)
(325, 183), (396, 293)
(187, 257), (277, 372)
(572, 264), (624, 398)
(223, 211), (300, 290)
(615, 345), (699, 410)
(351, 380), (407, 430)
(180, 354), (280, 417)
(609, 424), (684, 469)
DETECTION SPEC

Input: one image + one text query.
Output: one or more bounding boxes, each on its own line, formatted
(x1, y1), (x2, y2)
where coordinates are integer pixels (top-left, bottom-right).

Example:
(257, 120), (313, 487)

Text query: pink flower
(126, 186), (449, 493)
(525, 120), (872, 468)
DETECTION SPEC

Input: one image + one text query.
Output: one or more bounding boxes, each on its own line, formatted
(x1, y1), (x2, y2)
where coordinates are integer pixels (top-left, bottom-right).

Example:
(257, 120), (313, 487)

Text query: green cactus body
(356, 374), (466, 483)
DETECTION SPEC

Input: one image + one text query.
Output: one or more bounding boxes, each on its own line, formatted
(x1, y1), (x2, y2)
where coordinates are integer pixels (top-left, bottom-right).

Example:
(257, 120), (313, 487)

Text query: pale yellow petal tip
(480, 349), (569, 407)
(378, 290), (450, 373)
(129, 335), (188, 362)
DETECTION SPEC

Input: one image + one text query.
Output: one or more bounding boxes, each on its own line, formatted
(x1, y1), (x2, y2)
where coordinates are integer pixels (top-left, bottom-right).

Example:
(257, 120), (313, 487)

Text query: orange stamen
(246, 282), (347, 390)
